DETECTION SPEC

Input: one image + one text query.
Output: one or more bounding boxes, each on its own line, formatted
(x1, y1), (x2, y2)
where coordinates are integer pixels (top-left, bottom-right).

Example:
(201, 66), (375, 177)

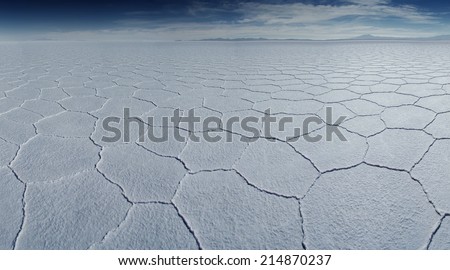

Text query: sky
(0, 0), (449, 40)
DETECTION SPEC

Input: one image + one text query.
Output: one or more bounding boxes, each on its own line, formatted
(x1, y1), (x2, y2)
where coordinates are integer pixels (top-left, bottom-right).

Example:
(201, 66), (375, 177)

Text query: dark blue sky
(1, 0), (449, 39)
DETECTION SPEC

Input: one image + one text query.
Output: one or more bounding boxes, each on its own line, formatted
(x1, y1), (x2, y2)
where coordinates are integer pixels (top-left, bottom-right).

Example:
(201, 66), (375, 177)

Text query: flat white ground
(0, 41), (449, 249)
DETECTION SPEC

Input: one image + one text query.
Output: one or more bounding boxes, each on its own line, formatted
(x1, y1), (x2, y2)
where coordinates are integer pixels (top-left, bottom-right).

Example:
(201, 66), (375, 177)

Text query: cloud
(344, 0), (390, 5)
(236, 1), (436, 25)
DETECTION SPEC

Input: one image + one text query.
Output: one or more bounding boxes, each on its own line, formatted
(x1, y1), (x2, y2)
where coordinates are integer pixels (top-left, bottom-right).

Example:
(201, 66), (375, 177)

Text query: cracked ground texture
(0, 41), (449, 250)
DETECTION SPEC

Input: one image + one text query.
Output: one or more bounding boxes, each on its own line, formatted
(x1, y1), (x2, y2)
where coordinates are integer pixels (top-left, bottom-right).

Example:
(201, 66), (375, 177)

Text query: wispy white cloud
(236, 1), (436, 25)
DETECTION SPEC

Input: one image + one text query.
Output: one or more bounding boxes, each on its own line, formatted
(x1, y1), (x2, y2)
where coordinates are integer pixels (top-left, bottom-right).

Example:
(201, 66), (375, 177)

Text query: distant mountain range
(199, 37), (313, 41)
(198, 34), (450, 42)
(348, 34), (450, 40)
(21, 34), (450, 42)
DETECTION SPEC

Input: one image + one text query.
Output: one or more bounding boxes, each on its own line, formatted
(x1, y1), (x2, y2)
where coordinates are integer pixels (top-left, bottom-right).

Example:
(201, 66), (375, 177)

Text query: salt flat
(0, 41), (449, 249)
